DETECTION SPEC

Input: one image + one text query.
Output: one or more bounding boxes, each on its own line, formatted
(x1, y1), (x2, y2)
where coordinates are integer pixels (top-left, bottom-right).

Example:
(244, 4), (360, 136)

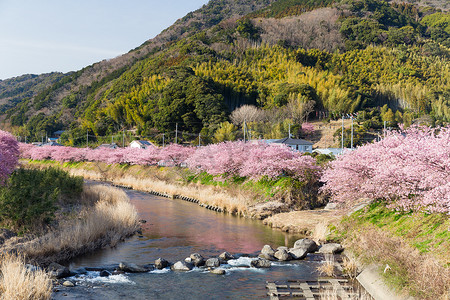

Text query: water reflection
(72, 187), (303, 267)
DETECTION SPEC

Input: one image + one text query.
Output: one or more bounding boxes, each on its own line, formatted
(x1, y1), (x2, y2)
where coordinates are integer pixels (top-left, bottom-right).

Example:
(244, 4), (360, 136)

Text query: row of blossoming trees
(16, 125), (450, 214)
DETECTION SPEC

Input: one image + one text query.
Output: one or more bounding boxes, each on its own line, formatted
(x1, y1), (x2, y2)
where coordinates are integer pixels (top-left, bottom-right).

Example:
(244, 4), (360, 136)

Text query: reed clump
(0, 254), (52, 300)
(317, 254), (336, 277)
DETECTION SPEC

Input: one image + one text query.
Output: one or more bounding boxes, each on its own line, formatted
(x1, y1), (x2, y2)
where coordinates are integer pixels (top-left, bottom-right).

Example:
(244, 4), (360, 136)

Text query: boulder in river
(205, 258), (220, 268)
(318, 243), (344, 254)
(219, 252), (234, 261)
(171, 261), (193, 271)
(209, 268), (226, 275)
(62, 281), (75, 287)
(155, 258), (169, 269)
(288, 248), (308, 260)
(293, 238), (319, 253)
(251, 258), (271, 268)
(48, 263), (71, 279)
(261, 245), (275, 256)
(190, 253), (205, 267)
(274, 249), (292, 261)
(118, 262), (148, 273)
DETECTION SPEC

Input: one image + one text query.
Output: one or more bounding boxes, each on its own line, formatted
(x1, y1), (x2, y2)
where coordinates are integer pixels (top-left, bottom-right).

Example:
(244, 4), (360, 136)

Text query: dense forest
(0, 0), (449, 146)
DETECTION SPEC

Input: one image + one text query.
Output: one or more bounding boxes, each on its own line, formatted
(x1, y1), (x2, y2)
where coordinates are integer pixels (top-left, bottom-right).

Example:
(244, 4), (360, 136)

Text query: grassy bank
(0, 167), (139, 299)
(23, 159), (323, 217)
(2, 184), (139, 265)
(334, 202), (450, 300)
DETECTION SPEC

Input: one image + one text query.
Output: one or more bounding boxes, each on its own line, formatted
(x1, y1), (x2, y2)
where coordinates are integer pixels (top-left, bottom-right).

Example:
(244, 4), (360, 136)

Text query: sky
(0, 0), (209, 80)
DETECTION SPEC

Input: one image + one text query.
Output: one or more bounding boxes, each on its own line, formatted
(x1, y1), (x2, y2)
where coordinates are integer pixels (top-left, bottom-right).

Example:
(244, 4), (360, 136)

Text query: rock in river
(261, 244), (275, 256)
(288, 248), (308, 260)
(155, 258), (169, 269)
(251, 258), (271, 268)
(48, 263), (71, 279)
(190, 253), (205, 267)
(62, 281), (75, 287)
(171, 261), (193, 271)
(209, 268), (226, 275)
(205, 258), (220, 268)
(274, 249), (292, 261)
(293, 238), (319, 253)
(119, 262), (148, 273)
(219, 251), (234, 261)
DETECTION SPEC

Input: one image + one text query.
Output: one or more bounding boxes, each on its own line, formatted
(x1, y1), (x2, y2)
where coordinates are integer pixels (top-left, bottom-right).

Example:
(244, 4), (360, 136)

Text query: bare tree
(285, 97), (316, 123)
(230, 105), (264, 125)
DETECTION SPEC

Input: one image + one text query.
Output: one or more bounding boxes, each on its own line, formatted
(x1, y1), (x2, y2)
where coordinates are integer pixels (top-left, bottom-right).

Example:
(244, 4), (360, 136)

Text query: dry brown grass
(313, 221), (330, 244)
(342, 254), (358, 279)
(344, 227), (450, 299)
(3, 185), (138, 265)
(0, 254), (52, 300)
(317, 254), (336, 277)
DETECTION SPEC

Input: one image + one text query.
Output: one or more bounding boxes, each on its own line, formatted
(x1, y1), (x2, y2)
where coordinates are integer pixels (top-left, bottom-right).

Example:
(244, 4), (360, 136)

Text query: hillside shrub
(0, 168), (83, 231)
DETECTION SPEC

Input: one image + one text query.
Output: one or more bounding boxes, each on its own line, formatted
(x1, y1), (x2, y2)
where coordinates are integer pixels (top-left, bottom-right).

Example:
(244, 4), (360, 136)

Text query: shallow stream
(54, 185), (325, 299)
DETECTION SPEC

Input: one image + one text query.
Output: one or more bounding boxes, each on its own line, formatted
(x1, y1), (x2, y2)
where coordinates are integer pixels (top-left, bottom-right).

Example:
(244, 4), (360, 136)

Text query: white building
(129, 140), (154, 149)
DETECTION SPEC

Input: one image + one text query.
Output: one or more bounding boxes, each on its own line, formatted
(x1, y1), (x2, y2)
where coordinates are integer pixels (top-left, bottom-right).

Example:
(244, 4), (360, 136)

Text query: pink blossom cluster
(0, 130), (19, 185)
(301, 122), (315, 136)
(186, 141), (320, 180)
(20, 141), (320, 181)
(20, 143), (195, 167)
(321, 125), (450, 214)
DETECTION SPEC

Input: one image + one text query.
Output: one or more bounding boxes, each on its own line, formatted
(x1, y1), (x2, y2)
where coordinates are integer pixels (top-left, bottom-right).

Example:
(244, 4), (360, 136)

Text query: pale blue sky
(0, 0), (209, 79)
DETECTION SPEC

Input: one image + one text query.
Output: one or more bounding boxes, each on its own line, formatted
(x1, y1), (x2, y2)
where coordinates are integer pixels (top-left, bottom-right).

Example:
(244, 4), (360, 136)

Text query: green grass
(349, 201), (450, 257)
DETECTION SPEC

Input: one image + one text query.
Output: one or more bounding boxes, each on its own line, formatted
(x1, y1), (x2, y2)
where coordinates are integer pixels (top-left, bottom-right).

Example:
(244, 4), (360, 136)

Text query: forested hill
(1, 0), (449, 146)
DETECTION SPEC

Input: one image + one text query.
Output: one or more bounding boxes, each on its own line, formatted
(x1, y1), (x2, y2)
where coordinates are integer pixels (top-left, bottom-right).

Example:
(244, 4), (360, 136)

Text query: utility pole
(351, 115), (354, 150)
(384, 121), (387, 138)
(341, 115), (344, 149)
(288, 124), (291, 138)
(25, 136), (27, 144)
(175, 123), (178, 144)
(87, 129), (89, 148)
(41, 135), (43, 144)
(162, 133), (165, 148)
(198, 133), (201, 147)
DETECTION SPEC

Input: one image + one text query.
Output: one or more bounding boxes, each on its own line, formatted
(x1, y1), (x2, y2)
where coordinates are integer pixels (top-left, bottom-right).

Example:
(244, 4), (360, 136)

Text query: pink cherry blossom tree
(321, 125), (450, 214)
(0, 131), (19, 184)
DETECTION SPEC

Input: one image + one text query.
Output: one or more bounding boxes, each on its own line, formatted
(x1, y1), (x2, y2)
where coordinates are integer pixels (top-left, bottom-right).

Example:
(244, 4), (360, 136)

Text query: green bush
(0, 168), (83, 231)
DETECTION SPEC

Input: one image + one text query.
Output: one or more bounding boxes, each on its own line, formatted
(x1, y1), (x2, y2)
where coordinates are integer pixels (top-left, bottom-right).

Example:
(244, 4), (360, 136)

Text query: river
(54, 186), (325, 299)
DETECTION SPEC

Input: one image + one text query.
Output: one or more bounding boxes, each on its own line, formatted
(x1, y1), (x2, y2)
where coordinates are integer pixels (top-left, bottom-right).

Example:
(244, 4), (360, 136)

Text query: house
(312, 148), (344, 156)
(130, 140), (155, 149)
(271, 137), (313, 153)
(96, 143), (118, 149)
(53, 130), (65, 137)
